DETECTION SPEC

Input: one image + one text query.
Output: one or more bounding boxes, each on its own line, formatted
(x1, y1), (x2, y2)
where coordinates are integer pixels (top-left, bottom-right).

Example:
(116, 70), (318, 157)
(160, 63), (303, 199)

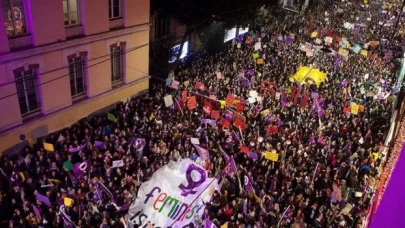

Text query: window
(68, 56), (86, 98)
(154, 15), (171, 39)
(14, 68), (40, 116)
(63, 0), (79, 26)
(111, 46), (123, 84)
(2, 0), (28, 36)
(108, 0), (120, 19)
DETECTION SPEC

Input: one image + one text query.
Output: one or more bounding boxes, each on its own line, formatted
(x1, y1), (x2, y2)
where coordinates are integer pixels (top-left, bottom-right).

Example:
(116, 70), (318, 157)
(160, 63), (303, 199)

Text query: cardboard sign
(189, 91), (221, 110)
(216, 72), (222, 79)
(236, 103), (245, 112)
(257, 58), (264, 64)
(211, 110), (220, 119)
(190, 137), (200, 145)
(182, 91), (187, 102)
(220, 118), (230, 128)
(164, 95), (173, 107)
(43, 143), (54, 152)
(187, 96), (197, 110)
(171, 80), (180, 89)
(240, 146), (249, 153)
(203, 102), (212, 115)
(226, 94), (235, 106)
(195, 82), (205, 90)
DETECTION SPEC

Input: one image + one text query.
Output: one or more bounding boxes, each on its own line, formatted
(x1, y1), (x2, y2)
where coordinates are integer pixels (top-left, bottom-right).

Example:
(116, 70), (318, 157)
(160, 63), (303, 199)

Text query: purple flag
(32, 205), (42, 220)
(224, 113), (233, 122)
(243, 198), (248, 214)
(231, 131), (239, 141)
(97, 181), (116, 204)
(69, 144), (86, 153)
(60, 206), (76, 228)
(72, 160), (89, 179)
(205, 218), (217, 228)
(219, 145), (231, 163)
(94, 141), (105, 149)
(130, 138), (146, 150)
(309, 136), (316, 144)
(193, 144), (210, 161)
(341, 79), (348, 86)
(118, 203), (130, 212)
(36, 193), (51, 207)
(248, 152), (258, 160)
(285, 36), (293, 44)
(201, 119), (217, 126)
(244, 175), (254, 194)
(311, 92), (319, 99)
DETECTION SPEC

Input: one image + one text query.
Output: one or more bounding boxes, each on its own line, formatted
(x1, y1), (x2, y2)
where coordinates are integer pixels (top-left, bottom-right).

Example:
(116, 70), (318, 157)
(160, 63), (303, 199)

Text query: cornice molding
(0, 23), (150, 65)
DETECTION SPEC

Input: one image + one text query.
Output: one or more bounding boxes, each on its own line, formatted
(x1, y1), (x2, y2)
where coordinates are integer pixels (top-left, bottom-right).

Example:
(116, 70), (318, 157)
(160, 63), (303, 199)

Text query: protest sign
(43, 143), (54, 152)
(126, 159), (217, 227)
(112, 160), (124, 168)
(171, 80), (180, 89)
(164, 95), (173, 107)
(211, 110), (220, 119)
(226, 94), (235, 107)
(216, 72), (222, 79)
(189, 91), (221, 110)
(187, 96), (197, 110)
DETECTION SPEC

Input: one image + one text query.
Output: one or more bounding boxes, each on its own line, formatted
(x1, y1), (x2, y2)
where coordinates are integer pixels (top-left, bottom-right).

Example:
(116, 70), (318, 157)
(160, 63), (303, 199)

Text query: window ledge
(112, 80), (124, 88)
(72, 93), (88, 103)
(8, 35), (33, 50)
(65, 25), (84, 39)
(22, 110), (42, 123)
(109, 18), (124, 30)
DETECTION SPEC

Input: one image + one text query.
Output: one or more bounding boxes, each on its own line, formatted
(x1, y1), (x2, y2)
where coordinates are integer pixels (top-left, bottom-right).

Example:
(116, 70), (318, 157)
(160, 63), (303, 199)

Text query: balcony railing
(109, 18), (124, 30)
(65, 26), (84, 39)
(9, 35), (32, 50)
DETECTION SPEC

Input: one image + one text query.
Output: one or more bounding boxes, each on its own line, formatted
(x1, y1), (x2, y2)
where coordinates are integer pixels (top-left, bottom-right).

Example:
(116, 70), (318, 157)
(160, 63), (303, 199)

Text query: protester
(0, 0), (401, 227)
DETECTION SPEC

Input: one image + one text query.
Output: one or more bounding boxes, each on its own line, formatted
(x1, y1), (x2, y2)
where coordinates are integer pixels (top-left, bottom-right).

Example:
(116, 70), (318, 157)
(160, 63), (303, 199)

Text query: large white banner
(126, 159), (217, 228)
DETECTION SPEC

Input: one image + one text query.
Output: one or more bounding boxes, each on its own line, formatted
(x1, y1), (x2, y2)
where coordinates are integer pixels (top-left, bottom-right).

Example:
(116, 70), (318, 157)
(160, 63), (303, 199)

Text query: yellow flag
(221, 222), (228, 228)
(19, 172), (25, 181)
(264, 152), (279, 162)
(360, 50), (368, 56)
(219, 100), (226, 109)
(64, 197), (73, 207)
(43, 142), (54, 152)
(311, 31), (318, 38)
(260, 109), (270, 116)
(351, 104), (359, 115)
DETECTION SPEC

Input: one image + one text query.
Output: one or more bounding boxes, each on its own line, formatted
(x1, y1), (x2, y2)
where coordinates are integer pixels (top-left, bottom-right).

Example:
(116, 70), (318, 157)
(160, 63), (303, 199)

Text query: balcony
(65, 26), (84, 39)
(8, 35), (33, 50)
(109, 18), (124, 30)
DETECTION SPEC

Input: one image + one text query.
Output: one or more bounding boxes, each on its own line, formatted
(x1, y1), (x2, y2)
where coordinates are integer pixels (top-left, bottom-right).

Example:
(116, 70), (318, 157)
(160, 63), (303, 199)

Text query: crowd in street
(0, 0), (402, 227)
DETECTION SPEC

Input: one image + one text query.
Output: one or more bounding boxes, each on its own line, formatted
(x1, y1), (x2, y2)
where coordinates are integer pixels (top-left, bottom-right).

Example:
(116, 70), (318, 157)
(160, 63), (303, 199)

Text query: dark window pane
(113, 6), (119, 17)
(68, 57), (86, 97)
(14, 70), (39, 116)
(11, 0), (27, 35)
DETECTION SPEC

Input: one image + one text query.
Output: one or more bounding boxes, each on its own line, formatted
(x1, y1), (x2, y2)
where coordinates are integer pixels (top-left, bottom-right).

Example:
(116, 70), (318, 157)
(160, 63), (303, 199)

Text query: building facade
(150, 12), (186, 43)
(0, 0), (150, 153)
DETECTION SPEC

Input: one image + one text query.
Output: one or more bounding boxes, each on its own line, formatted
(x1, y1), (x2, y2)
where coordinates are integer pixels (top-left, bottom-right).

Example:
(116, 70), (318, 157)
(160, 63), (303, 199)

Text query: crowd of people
(0, 0), (403, 227)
